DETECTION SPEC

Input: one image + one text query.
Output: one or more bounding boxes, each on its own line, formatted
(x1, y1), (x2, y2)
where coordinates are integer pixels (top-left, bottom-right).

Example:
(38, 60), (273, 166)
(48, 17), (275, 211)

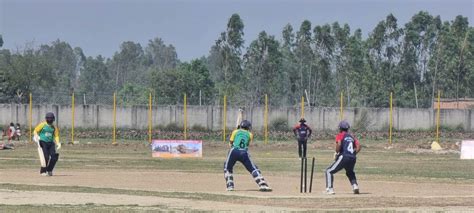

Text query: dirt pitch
(0, 140), (473, 212)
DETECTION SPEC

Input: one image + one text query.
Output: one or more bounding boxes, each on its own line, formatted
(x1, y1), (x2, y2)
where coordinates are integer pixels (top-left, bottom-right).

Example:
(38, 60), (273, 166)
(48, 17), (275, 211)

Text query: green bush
(191, 124), (208, 132)
(440, 124), (465, 132)
(163, 122), (182, 131)
(270, 117), (289, 131)
(353, 109), (371, 132)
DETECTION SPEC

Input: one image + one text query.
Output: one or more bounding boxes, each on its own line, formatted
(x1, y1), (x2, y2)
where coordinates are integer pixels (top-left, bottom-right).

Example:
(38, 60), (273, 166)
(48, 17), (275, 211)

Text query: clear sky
(1, 0), (472, 61)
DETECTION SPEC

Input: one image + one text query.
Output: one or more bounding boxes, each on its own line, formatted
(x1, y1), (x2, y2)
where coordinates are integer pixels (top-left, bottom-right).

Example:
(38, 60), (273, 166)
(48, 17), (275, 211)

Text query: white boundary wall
(0, 104), (472, 131)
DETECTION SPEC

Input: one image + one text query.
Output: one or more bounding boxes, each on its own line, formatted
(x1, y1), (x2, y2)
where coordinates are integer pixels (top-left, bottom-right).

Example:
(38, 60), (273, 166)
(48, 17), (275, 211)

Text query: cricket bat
(37, 146), (46, 167)
(236, 108), (243, 128)
(34, 134), (46, 167)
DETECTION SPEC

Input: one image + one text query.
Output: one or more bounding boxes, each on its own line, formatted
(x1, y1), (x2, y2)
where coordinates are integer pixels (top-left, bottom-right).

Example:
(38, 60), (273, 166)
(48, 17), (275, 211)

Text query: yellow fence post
(223, 95), (227, 143)
(436, 90), (441, 143)
(389, 92), (393, 145)
(112, 92), (116, 145)
(265, 94), (268, 145)
(148, 92), (152, 144)
(29, 93), (32, 144)
(71, 92), (75, 144)
(301, 96), (304, 119)
(184, 93), (187, 140)
(340, 92), (343, 120)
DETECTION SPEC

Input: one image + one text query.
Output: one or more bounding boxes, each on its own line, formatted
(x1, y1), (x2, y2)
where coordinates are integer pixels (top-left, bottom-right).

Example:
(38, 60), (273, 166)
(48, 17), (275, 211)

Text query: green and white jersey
(33, 121), (59, 143)
(230, 129), (253, 150)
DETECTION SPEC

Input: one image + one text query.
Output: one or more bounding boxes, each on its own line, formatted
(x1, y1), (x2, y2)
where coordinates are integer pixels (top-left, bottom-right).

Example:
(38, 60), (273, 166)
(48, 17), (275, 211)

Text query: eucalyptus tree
(294, 20), (314, 104)
(150, 58), (214, 105)
(280, 24), (297, 105)
(243, 31), (283, 106)
(366, 14), (404, 107)
(344, 29), (367, 106)
(149, 67), (182, 104)
(78, 55), (111, 95)
(450, 16), (471, 104)
(72, 47), (85, 90)
(108, 41), (145, 90)
(0, 48), (54, 102)
(38, 40), (79, 93)
(208, 14), (245, 102)
(312, 24), (335, 106)
(0, 49), (6, 100)
(400, 12), (441, 107)
(180, 59), (215, 105)
(465, 27), (474, 97)
(331, 22), (352, 106)
(144, 37), (178, 71)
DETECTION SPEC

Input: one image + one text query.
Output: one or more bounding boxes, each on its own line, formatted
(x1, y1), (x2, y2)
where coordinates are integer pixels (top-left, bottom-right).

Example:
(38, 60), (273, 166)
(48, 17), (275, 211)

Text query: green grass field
(0, 138), (473, 212)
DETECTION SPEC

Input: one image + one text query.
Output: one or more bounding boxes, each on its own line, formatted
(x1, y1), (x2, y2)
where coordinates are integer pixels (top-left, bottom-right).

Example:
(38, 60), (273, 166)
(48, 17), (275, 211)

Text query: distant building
(436, 98), (474, 109)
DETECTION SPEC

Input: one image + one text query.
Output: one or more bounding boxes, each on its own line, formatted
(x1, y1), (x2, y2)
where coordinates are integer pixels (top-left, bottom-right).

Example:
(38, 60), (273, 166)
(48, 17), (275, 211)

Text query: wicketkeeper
(33, 112), (61, 176)
(325, 120), (361, 194)
(223, 120), (272, 192)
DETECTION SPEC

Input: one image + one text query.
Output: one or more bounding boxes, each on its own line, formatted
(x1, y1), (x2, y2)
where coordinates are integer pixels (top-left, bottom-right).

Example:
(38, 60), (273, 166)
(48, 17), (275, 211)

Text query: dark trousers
(224, 148), (257, 174)
(223, 148), (268, 188)
(298, 140), (307, 158)
(39, 141), (59, 173)
(325, 155), (357, 188)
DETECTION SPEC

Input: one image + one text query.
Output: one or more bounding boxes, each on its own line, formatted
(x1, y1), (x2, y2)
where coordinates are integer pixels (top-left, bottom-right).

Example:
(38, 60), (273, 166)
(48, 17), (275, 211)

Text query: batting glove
(33, 135), (40, 146)
(333, 152), (339, 160)
(56, 142), (61, 151)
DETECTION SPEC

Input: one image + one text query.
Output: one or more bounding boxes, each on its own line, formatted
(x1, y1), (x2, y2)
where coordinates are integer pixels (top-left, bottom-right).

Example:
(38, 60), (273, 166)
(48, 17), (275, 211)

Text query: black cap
(45, 112), (55, 123)
(338, 120), (350, 130)
(240, 120), (252, 130)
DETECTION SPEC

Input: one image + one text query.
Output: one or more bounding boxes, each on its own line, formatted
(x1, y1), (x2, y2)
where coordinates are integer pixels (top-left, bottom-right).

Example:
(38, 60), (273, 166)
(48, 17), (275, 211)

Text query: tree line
(0, 11), (472, 107)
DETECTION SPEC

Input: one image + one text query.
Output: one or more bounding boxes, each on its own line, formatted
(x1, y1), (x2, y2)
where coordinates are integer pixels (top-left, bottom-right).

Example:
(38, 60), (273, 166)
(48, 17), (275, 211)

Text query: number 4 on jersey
(345, 136), (354, 154)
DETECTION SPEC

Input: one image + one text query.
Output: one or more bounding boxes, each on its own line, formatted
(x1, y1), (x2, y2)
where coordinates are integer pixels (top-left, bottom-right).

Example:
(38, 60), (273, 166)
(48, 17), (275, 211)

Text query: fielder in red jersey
(325, 120), (361, 195)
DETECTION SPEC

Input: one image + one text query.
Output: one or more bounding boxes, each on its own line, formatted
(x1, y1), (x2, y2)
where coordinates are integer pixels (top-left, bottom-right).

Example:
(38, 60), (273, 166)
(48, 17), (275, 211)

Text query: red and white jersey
(335, 131), (359, 158)
(293, 124), (312, 140)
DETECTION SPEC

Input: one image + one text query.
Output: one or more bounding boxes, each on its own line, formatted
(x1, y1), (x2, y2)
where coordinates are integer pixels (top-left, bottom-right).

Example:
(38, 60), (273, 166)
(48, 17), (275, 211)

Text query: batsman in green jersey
(33, 112), (61, 176)
(223, 120), (272, 192)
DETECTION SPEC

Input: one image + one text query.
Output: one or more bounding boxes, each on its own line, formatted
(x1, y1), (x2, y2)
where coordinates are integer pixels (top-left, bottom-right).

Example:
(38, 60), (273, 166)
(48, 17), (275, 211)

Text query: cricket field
(0, 138), (473, 212)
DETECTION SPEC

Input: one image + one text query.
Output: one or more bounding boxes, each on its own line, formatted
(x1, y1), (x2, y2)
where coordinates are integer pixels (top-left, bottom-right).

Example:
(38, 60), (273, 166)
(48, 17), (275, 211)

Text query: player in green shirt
(33, 112), (61, 176)
(223, 120), (272, 192)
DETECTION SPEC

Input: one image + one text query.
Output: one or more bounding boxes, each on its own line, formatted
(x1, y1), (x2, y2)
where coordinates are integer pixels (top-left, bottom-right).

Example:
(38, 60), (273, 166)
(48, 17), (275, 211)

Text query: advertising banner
(151, 140), (202, 158)
(460, 140), (474, 159)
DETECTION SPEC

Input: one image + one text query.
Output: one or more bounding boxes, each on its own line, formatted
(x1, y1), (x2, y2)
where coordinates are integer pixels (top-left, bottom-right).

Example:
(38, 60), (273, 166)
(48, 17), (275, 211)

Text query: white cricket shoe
(352, 184), (359, 194)
(40, 173), (48, 176)
(325, 188), (335, 195)
(259, 185), (272, 192)
(226, 186), (234, 191)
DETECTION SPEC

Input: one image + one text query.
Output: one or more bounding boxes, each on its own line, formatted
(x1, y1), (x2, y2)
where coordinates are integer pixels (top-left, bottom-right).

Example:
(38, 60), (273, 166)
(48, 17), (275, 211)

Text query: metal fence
(0, 92), (148, 105)
(8, 92), (248, 107)
(31, 92), (115, 105)
(3, 91), (473, 110)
